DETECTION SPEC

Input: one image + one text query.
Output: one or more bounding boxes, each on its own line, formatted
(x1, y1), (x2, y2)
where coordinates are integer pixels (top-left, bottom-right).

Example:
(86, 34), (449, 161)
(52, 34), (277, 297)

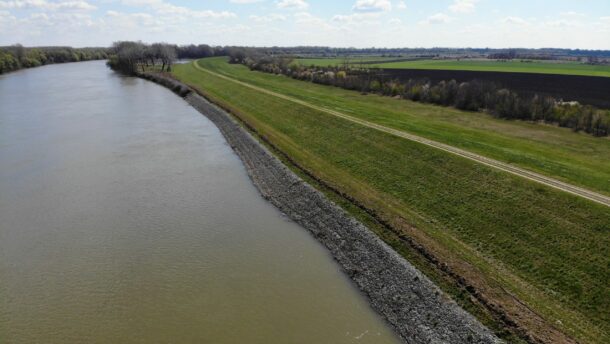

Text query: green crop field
(173, 57), (610, 343)
(298, 57), (610, 77)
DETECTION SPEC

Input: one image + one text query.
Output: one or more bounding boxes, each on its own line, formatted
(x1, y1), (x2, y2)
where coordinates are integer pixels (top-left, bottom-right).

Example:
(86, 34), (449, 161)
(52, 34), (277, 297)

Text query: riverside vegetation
(1, 41), (234, 76)
(105, 40), (256, 75)
(170, 57), (609, 344)
(0, 44), (109, 74)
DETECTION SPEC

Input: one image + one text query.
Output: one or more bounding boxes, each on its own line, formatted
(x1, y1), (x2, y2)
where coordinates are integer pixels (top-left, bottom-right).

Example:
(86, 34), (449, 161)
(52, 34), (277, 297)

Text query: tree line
(106, 41), (178, 75)
(225, 46), (610, 60)
(106, 41), (240, 75)
(0, 41), (236, 75)
(0, 44), (109, 74)
(232, 50), (610, 136)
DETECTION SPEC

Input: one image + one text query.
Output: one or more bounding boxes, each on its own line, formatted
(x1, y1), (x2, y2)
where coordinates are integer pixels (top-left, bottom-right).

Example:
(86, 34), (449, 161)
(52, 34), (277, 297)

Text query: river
(0, 61), (401, 343)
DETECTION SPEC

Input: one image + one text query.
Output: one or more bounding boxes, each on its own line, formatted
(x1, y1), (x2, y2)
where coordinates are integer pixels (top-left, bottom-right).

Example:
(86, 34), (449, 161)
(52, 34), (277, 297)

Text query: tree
(107, 41), (146, 74)
(12, 44), (25, 64)
(157, 44), (176, 72)
(228, 47), (247, 64)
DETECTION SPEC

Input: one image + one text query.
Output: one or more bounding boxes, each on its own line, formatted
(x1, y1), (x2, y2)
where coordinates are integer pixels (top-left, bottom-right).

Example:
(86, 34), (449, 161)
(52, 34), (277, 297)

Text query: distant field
(173, 58), (610, 343)
(298, 58), (610, 77)
(296, 56), (399, 66)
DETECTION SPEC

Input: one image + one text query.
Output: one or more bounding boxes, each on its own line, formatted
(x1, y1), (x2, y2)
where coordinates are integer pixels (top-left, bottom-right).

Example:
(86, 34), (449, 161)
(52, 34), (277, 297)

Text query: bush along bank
(232, 52), (610, 137)
(0, 44), (109, 74)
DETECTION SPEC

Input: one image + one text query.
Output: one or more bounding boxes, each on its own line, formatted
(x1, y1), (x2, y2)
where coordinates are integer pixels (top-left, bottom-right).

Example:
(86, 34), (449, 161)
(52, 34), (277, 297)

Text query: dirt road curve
(192, 61), (610, 208)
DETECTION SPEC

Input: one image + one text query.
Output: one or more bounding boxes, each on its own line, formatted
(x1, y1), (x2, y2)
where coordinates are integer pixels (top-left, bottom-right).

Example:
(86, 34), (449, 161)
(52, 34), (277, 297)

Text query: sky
(0, 0), (609, 49)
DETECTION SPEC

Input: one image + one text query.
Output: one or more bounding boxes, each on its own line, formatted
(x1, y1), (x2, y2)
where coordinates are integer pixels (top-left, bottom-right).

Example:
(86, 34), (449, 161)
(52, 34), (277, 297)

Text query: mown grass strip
(173, 59), (610, 344)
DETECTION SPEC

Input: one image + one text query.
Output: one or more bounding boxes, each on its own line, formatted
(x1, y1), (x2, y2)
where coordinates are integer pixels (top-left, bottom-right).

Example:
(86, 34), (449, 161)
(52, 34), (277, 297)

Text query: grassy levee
(173, 58), (610, 343)
(298, 58), (610, 77)
(194, 58), (610, 196)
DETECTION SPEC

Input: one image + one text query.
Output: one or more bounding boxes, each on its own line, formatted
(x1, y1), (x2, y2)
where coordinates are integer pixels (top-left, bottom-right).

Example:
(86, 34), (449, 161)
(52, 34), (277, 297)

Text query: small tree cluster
(176, 44), (217, 59)
(106, 41), (176, 75)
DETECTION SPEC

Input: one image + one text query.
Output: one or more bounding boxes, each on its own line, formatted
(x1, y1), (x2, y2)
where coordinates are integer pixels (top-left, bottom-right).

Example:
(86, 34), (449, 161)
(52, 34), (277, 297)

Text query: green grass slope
(196, 58), (610, 196)
(173, 58), (610, 343)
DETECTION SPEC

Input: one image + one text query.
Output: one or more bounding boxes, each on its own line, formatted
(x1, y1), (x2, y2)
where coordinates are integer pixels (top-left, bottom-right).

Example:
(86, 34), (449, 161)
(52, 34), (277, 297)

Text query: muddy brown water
(0, 61), (401, 343)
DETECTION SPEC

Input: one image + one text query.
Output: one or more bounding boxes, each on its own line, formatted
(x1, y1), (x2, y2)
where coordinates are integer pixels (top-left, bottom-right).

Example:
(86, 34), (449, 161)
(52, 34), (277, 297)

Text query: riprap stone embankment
(143, 72), (502, 344)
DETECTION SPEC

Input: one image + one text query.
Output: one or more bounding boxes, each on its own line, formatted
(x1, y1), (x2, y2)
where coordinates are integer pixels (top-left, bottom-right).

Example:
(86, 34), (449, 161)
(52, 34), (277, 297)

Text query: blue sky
(0, 0), (609, 49)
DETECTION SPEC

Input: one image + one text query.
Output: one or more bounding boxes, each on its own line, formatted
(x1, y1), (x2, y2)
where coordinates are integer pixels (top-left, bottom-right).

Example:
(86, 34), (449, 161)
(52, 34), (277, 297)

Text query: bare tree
(151, 43), (176, 72)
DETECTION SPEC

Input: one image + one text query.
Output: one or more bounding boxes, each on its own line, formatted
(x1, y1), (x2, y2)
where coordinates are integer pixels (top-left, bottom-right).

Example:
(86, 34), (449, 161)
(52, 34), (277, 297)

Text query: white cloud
(169, 8), (235, 19)
(597, 16), (610, 31)
(352, 0), (391, 12)
(0, 8), (16, 25)
(544, 20), (571, 28)
(29, 11), (47, 20)
(0, 0), (96, 11)
(449, 0), (477, 14)
(276, 0), (308, 10)
(396, 1), (406, 10)
(502, 16), (527, 25)
(0, 0), (43, 9)
(121, 0), (236, 19)
(54, 1), (95, 10)
(293, 11), (322, 24)
(101, 9), (166, 33)
(331, 12), (379, 23)
(420, 13), (451, 24)
(121, 0), (158, 5)
(560, 11), (585, 18)
(1, 0), (609, 50)
(106, 10), (153, 22)
(250, 13), (286, 22)
(543, 16), (584, 29)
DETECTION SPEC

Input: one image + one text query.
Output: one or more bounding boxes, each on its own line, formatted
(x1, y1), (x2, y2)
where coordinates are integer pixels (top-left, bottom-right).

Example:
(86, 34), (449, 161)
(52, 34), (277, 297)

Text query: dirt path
(192, 61), (610, 208)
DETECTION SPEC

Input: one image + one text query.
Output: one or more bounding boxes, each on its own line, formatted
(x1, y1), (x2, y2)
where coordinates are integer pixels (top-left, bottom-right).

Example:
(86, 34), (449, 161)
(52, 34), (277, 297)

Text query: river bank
(141, 72), (501, 343)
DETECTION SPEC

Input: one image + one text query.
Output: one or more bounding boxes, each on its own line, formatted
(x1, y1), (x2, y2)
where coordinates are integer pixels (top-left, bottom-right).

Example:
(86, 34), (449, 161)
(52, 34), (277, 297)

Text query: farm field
(172, 57), (610, 343)
(298, 57), (610, 77)
(297, 56), (399, 66)
(190, 58), (610, 196)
